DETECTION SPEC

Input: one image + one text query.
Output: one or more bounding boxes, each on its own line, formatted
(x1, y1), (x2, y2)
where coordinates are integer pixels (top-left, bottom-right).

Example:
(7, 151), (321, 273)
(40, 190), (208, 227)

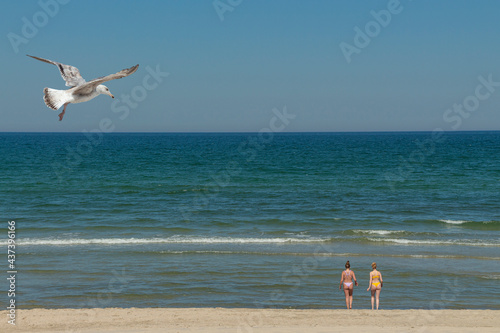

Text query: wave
(11, 236), (332, 246)
(12, 235), (500, 248)
(347, 229), (442, 237)
(480, 274), (500, 280)
(439, 219), (500, 226)
(151, 250), (500, 260)
(368, 237), (500, 247)
(154, 250), (354, 256)
(440, 219), (473, 225)
(351, 229), (406, 236)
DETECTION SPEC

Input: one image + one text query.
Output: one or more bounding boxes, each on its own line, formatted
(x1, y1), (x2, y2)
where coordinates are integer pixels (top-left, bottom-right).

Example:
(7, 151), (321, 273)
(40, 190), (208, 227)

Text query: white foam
(368, 238), (500, 247)
(481, 274), (500, 280)
(439, 219), (471, 225)
(353, 229), (404, 235)
(440, 219), (499, 225)
(9, 236), (331, 246)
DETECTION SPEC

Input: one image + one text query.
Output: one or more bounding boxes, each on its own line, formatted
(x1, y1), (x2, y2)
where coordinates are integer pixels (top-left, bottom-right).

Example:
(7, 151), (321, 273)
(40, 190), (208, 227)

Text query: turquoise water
(1, 132), (499, 309)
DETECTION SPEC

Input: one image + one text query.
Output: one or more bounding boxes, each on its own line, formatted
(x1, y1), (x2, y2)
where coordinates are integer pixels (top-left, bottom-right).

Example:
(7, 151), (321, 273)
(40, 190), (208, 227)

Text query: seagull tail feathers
(43, 88), (66, 110)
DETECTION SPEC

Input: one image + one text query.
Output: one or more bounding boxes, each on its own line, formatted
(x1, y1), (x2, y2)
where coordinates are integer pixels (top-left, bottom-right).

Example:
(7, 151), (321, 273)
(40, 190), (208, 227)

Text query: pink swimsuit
(343, 270), (353, 287)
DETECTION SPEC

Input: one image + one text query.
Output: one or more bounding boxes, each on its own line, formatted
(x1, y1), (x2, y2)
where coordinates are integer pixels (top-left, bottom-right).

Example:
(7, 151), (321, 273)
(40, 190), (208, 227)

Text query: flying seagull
(27, 55), (139, 121)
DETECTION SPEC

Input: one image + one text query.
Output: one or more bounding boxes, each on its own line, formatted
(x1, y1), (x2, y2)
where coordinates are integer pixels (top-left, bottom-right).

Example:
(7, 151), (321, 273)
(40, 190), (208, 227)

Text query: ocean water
(1, 132), (499, 310)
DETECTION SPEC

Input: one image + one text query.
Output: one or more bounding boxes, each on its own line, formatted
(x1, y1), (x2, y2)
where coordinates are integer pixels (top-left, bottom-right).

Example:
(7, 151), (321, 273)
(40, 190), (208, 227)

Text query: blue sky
(1, 0), (500, 132)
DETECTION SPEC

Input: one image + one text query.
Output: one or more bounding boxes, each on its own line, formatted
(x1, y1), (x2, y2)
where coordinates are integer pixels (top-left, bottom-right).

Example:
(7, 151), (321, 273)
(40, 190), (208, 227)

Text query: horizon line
(0, 130), (499, 134)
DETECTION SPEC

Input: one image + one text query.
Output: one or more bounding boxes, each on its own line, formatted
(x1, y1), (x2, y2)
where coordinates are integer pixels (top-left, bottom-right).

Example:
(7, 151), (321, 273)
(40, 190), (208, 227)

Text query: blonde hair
(371, 262), (377, 269)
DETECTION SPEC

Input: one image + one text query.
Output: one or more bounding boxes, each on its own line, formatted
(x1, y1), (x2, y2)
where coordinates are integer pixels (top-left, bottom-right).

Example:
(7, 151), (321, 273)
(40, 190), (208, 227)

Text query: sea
(1, 132), (499, 310)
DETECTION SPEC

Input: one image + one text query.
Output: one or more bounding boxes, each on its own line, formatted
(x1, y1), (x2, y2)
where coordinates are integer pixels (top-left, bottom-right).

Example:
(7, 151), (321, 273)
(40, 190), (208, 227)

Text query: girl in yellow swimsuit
(339, 260), (358, 309)
(367, 262), (383, 310)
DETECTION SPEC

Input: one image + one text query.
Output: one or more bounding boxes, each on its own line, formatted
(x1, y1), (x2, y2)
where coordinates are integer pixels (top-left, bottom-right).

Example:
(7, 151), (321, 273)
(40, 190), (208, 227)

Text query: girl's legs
(343, 288), (350, 309)
(375, 289), (381, 309)
(370, 289), (376, 309)
(349, 287), (354, 309)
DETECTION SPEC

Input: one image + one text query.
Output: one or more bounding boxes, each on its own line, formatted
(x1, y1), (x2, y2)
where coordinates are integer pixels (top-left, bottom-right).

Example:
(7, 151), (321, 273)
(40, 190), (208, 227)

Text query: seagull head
(97, 85), (114, 99)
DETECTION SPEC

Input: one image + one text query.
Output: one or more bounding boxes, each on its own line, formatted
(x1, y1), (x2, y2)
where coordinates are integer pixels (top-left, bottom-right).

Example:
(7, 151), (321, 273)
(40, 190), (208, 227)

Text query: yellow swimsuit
(372, 275), (381, 287)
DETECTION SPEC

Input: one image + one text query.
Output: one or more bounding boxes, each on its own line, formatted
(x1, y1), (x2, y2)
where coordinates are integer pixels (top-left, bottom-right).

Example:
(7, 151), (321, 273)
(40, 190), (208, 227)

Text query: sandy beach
(1, 308), (499, 333)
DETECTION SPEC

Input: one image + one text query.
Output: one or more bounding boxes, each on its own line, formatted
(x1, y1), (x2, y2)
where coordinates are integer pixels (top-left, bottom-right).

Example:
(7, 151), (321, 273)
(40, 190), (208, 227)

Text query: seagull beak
(111, 95), (115, 99)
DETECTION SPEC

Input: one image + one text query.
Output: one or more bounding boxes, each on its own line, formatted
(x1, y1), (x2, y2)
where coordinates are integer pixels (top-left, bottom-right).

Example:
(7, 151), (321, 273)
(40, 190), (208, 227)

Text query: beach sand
(1, 308), (499, 332)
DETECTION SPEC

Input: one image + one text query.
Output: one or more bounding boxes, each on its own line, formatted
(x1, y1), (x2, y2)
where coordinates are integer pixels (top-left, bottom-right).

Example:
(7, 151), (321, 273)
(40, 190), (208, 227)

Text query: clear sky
(1, 0), (500, 132)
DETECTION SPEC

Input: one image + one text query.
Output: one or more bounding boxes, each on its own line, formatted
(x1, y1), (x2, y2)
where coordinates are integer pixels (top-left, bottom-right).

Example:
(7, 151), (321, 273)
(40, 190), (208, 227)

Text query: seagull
(27, 55), (139, 121)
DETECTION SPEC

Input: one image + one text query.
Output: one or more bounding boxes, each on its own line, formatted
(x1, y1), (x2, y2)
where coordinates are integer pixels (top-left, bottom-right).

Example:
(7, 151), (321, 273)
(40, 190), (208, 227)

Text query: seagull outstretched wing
(72, 65), (139, 95)
(27, 55), (86, 87)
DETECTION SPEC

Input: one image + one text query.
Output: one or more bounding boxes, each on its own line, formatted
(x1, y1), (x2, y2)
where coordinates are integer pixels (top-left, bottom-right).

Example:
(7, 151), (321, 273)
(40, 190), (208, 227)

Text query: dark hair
(345, 261), (350, 269)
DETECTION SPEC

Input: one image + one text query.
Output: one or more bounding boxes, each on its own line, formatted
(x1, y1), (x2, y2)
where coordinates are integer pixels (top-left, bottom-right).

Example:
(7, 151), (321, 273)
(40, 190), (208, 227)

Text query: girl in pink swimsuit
(339, 260), (358, 309)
